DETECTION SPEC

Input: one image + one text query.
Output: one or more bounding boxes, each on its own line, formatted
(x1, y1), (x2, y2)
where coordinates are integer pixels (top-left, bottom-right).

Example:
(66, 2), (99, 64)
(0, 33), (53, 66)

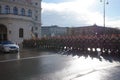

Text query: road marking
(0, 56), (40, 62)
(0, 54), (58, 63)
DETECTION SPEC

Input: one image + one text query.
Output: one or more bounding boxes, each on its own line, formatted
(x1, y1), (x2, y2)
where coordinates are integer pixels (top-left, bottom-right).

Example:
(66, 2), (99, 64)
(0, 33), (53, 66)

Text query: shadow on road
(57, 49), (120, 63)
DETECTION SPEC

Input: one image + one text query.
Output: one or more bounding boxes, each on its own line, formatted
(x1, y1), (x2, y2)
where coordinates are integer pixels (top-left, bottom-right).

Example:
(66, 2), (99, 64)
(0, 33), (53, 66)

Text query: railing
(0, 13), (33, 21)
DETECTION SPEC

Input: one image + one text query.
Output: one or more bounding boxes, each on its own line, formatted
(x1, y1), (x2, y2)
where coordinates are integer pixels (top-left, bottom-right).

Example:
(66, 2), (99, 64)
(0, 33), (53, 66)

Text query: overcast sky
(42, 0), (120, 28)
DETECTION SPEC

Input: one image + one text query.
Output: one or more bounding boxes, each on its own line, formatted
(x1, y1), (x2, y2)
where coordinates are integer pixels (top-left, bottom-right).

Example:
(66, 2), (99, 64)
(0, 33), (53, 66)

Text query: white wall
(0, 18), (32, 44)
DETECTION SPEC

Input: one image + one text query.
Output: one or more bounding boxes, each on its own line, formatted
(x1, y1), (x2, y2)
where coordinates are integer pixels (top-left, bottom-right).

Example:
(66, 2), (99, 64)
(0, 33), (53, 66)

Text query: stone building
(67, 24), (120, 36)
(0, 0), (42, 44)
(41, 24), (120, 38)
(41, 25), (68, 37)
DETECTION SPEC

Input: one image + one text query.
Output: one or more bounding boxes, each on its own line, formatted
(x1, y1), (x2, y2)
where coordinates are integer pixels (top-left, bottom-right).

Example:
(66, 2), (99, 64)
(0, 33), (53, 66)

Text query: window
(36, 10), (38, 13)
(35, 16), (38, 20)
(34, 33), (38, 38)
(19, 28), (24, 38)
(21, 8), (25, 16)
(0, 6), (1, 13)
(35, 3), (38, 5)
(31, 27), (33, 32)
(35, 27), (38, 30)
(28, 9), (32, 17)
(5, 5), (10, 14)
(10, 0), (15, 1)
(13, 7), (18, 15)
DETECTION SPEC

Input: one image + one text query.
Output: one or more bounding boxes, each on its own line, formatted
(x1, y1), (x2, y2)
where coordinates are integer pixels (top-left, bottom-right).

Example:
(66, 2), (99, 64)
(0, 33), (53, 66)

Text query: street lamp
(100, 0), (109, 28)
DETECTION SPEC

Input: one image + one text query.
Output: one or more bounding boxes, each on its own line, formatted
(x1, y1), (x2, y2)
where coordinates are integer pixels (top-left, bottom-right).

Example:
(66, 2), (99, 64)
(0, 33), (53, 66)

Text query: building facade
(41, 25), (120, 38)
(0, 0), (42, 44)
(67, 24), (120, 36)
(41, 25), (68, 38)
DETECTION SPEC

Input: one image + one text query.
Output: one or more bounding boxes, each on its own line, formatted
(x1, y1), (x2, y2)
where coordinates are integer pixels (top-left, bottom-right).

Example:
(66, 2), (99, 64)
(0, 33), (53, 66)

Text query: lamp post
(100, 0), (109, 28)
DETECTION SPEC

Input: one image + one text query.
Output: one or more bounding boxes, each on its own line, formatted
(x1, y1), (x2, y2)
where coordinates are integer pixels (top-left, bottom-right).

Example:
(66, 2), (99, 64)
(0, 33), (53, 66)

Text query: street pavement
(0, 49), (120, 80)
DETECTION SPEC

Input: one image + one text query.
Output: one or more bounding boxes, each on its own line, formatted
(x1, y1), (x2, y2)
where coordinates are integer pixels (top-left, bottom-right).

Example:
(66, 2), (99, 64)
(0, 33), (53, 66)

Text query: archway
(0, 24), (7, 41)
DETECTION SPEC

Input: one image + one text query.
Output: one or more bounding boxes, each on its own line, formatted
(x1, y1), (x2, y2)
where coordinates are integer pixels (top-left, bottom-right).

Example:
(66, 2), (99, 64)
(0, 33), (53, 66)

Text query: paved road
(0, 49), (120, 80)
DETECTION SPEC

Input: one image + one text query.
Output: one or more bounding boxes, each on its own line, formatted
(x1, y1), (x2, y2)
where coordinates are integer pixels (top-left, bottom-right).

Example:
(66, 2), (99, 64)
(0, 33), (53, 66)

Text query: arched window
(13, 7), (18, 15)
(28, 9), (32, 17)
(19, 28), (24, 38)
(5, 5), (10, 14)
(21, 8), (25, 16)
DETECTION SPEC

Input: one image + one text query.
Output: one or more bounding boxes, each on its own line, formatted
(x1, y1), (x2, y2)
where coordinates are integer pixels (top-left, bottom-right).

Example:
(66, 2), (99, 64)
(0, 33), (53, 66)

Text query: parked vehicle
(0, 41), (19, 52)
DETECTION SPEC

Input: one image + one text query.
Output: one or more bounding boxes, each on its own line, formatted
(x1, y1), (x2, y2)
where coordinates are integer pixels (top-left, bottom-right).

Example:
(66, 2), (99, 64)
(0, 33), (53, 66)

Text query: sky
(41, 0), (120, 28)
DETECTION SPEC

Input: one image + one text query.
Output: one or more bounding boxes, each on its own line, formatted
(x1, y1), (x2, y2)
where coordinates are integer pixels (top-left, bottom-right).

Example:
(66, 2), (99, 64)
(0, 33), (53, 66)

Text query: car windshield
(0, 41), (14, 45)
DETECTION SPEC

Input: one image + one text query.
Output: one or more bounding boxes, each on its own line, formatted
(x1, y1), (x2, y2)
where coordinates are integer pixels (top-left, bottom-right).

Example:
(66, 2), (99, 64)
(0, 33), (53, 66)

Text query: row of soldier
(23, 34), (120, 54)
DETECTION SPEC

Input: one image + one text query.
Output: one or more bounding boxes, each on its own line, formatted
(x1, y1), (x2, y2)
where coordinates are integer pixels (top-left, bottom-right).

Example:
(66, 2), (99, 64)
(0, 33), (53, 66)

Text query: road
(0, 49), (120, 80)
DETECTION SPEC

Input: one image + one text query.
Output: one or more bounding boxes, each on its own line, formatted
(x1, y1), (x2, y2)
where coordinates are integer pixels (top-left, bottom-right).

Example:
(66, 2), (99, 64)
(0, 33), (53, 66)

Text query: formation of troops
(23, 34), (120, 56)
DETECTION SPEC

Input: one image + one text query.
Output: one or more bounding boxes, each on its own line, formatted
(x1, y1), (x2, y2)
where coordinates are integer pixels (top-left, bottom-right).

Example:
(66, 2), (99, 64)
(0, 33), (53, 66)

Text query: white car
(0, 41), (19, 53)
